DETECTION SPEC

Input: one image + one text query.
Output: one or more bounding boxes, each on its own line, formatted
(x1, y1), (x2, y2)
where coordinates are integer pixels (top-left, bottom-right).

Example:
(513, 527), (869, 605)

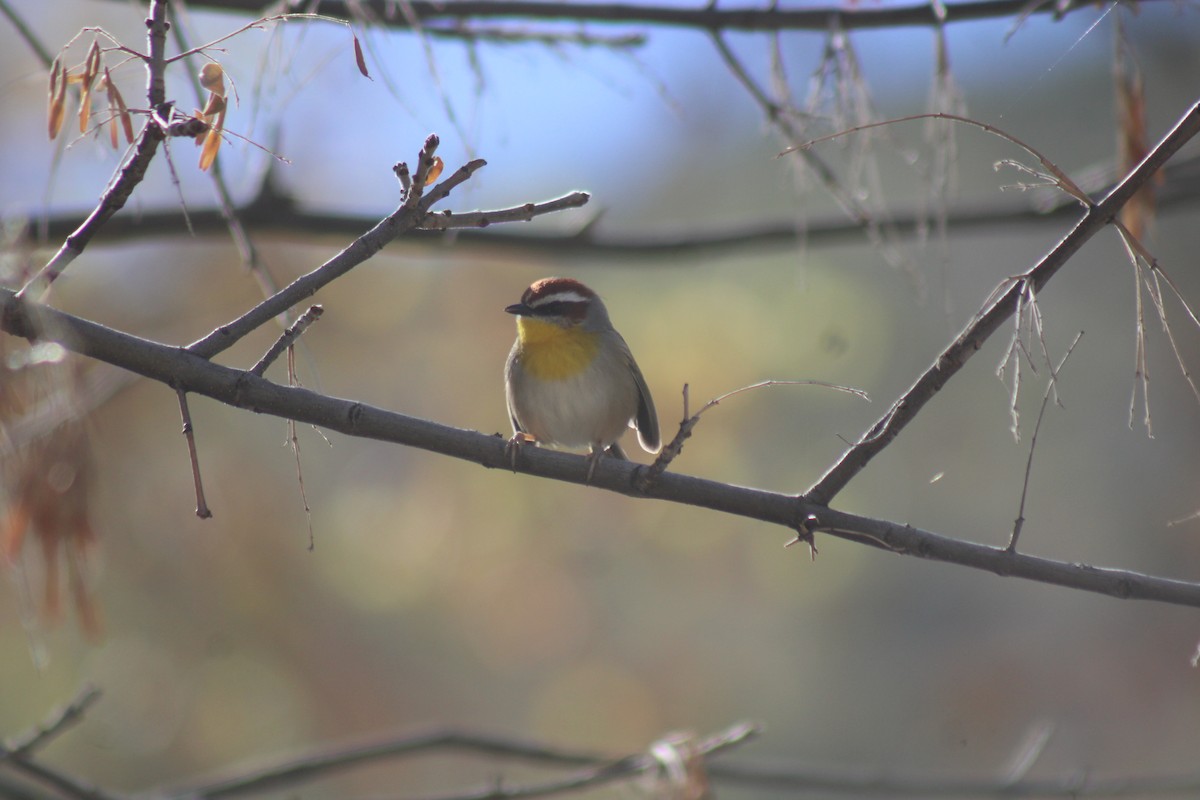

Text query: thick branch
(806, 99), (1200, 505)
(20, 153), (1200, 259)
(146, 0), (1164, 32)
(3, 290), (1200, 609)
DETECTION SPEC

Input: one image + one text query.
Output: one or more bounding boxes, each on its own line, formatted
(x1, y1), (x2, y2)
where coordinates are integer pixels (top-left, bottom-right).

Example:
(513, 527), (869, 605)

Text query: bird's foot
(506, 432), (534, 470)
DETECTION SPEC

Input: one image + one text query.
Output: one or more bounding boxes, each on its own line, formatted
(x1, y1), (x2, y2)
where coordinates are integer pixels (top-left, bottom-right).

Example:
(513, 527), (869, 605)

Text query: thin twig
(1, 685), (101, 759)
(286, 345), (315, 551)
(176, 389), (212, 519)
(1000, 720), (1055, 785)
(0, 689), (123, 800)
(164, 12), (357, 63)
(0, 755), (126, 800)
(784, 111), (1090, 205)
(174, 722), (758, 799)
(418, 193), (592, 230)
(709, 29), (895, 261)
(1129, 239), (1151, 433)
(1009, 331), (1083, 552)
(1113, 220), (1200, 413)
(168, 12), (284, 311)
(636, 380), (868, 490)
(250, 305), (324, 377)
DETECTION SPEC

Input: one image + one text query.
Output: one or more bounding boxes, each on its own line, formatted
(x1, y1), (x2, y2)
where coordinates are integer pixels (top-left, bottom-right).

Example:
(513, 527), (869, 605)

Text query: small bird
(504, 277), (660, 479)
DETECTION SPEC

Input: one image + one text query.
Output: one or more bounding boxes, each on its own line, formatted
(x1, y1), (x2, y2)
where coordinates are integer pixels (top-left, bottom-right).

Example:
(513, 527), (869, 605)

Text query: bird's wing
(627, 350), (660, 454)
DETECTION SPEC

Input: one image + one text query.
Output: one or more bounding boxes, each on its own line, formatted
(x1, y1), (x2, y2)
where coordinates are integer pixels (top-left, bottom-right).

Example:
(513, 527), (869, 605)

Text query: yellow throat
(515, 317), (600, 380)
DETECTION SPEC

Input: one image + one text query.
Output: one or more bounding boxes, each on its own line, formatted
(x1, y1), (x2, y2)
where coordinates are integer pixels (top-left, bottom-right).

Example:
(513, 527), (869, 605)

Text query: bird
(504, 277), (660, 480)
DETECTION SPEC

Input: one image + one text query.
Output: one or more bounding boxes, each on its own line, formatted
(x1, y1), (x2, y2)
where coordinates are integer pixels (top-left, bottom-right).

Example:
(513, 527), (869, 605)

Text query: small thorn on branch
(176, 389), (212, 519)
(784, 514), (818, 560)
(250, 305), (324, 377)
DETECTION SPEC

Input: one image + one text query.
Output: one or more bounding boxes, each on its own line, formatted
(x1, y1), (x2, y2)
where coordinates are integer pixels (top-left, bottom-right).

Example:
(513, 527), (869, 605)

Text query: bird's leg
(585, 445), (604, 483)
(506, 431), (534, 470)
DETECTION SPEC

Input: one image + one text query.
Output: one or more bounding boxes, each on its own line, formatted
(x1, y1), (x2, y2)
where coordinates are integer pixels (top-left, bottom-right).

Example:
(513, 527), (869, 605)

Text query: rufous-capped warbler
(504, 277), (660, 479)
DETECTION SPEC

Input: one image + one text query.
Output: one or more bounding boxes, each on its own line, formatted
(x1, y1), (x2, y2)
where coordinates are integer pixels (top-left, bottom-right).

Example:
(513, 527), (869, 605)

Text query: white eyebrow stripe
(530, 291), (590, 306)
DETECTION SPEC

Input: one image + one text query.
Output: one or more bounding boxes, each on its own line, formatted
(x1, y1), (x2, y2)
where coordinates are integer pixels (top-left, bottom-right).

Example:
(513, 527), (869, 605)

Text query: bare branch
(418, 192), (592, 230)
(173, 722), (758, 799)
(139, 0), (1172, 34)
(4, 290), (1200, 608)
(21, 152), (1200, 261)
(805, 99), (1200, 506)
(0, 692), (114, 798)
(1, 685), (100, 760)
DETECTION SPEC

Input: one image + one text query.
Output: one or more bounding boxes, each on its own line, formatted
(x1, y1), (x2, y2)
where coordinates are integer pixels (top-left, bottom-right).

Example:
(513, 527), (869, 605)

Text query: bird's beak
(505, 302), (531, 316)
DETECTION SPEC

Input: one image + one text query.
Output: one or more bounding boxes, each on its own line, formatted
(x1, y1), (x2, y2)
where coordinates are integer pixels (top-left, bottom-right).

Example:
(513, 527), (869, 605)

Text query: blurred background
(3, 0), (1200, 796)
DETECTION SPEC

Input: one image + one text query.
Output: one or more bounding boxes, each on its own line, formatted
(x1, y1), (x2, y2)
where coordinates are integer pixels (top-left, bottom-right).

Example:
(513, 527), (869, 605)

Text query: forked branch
(805, 100), (1200, 505)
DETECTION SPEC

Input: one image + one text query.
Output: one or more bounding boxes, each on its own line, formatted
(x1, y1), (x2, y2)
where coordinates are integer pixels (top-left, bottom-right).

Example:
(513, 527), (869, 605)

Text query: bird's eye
(535, 301), (569, 317)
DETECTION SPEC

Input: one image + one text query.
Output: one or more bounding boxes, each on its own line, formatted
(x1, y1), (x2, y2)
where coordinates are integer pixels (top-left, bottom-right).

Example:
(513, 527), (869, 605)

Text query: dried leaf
(85, 39), (101, 78)
(105, 68), (134, 145)
(77, 92), (91, 133)
(1115, 45), (1155, 240)
(199, 109), (225, 171)
(1, 363), (103, 644)
(425, 155), (444, 185)
(106, 88), (118, 148)
(47, 57), (67, 139)
(352, 32), (371, 79)
(201, 92), (226, 118)
(199, 62), (225, 97)
(78, 40), (102, 133)
(48, 54), (60, 98)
